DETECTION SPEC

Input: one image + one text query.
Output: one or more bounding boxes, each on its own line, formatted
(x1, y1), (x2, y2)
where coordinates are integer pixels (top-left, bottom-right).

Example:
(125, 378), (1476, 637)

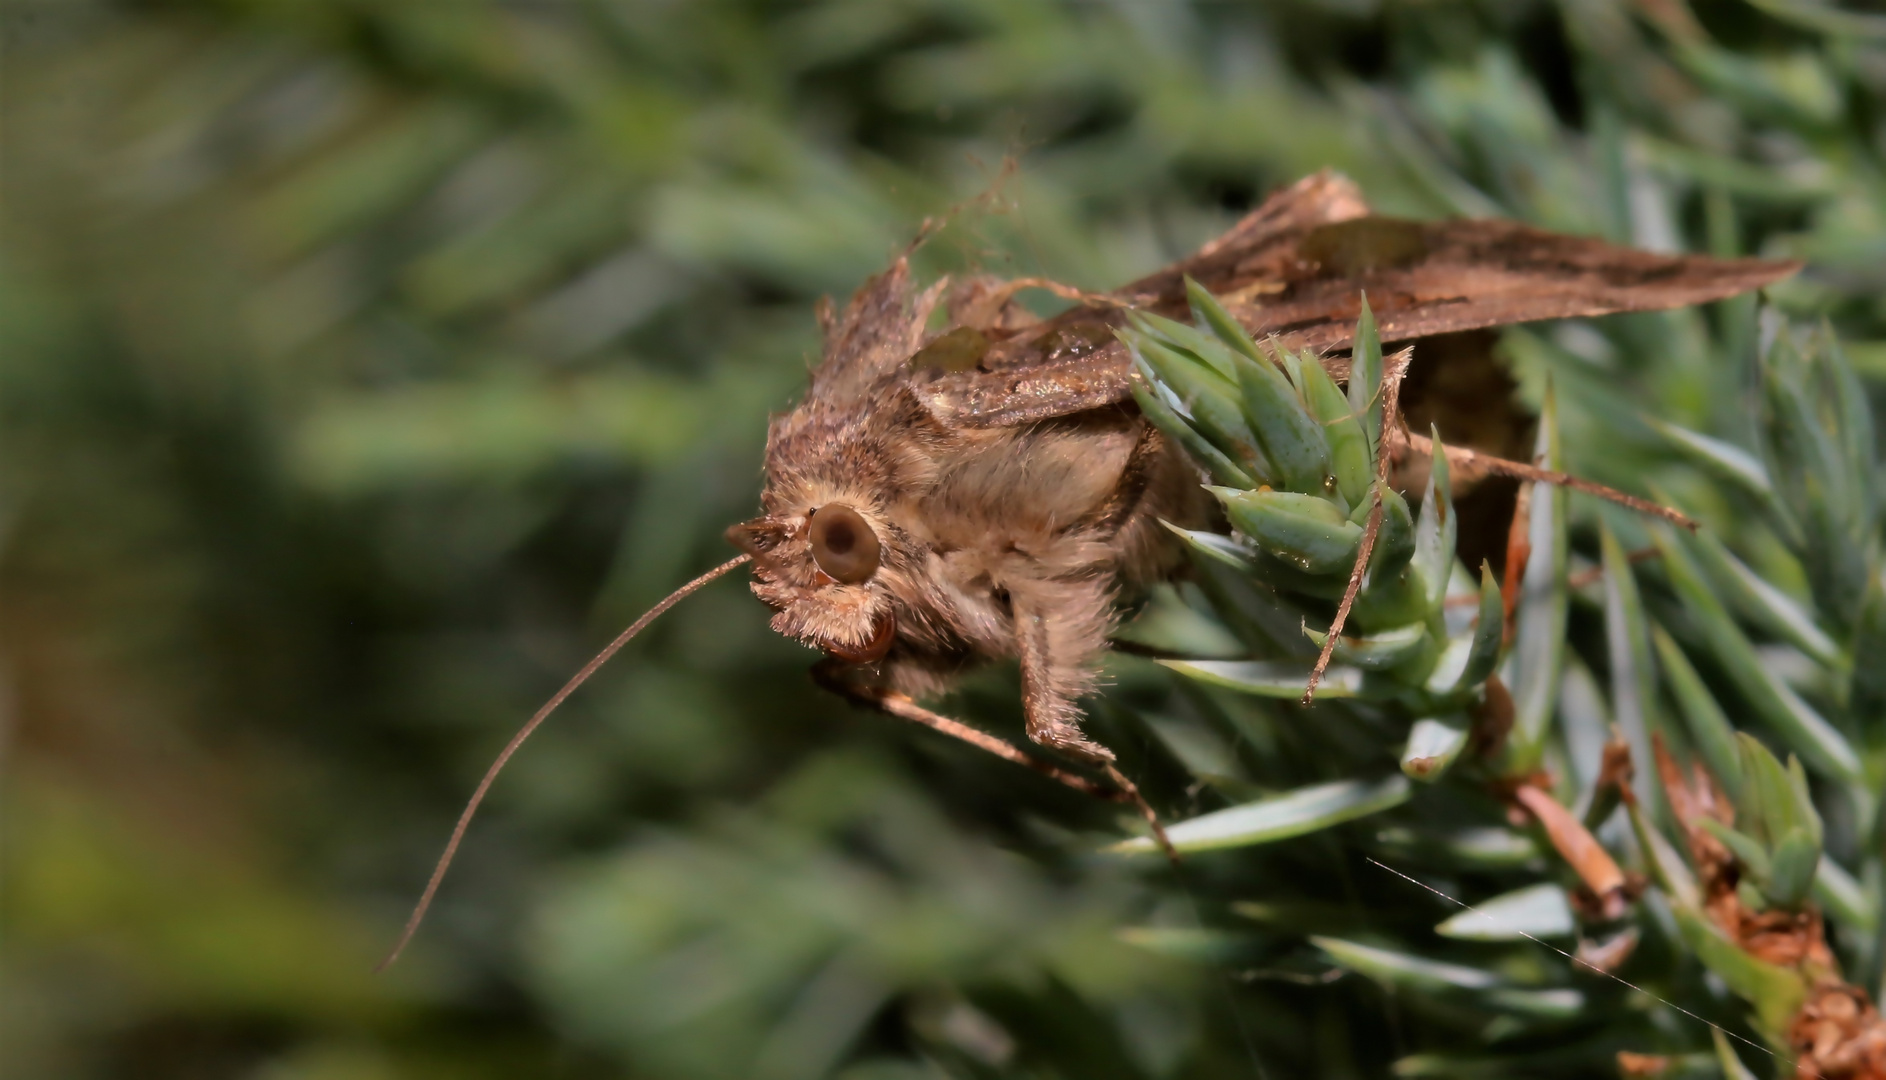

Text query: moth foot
(1028, 722), (1117, 765)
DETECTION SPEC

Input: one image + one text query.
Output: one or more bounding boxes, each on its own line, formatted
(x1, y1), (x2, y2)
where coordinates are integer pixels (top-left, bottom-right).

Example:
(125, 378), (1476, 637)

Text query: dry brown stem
(1513, 783), (1629, 920)
(1500, 481), (1533, 643)
(1400, 430), (1697, 530)
(1303, 347), (1411, 705)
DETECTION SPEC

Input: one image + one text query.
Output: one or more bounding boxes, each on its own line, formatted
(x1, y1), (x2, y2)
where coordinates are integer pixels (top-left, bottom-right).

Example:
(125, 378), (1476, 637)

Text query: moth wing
(910, 171), (1369, 427)
(1173, 215), (1801, 356)
(913, 173), (1799, 429)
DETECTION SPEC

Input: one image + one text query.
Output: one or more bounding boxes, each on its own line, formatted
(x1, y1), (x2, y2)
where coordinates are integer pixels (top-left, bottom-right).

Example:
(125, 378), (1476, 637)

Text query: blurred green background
(5, 1), (1885, 1077)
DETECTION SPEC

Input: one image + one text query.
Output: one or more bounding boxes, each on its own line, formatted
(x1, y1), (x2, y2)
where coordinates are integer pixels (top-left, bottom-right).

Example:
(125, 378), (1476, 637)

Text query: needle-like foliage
(9, 2), (1886, 1078)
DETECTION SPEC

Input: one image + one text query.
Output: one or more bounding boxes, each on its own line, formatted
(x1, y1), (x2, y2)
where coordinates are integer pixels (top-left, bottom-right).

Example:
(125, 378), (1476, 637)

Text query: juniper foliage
(6, 2), (1886, 1078)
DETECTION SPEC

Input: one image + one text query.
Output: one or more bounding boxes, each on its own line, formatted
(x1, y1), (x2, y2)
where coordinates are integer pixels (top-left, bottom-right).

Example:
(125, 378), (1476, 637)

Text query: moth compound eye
(808, 503), (880, 584)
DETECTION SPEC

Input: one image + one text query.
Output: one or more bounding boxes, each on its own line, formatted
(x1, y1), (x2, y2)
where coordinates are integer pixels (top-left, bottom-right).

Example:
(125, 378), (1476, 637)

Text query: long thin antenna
(376, 553), (752, 972)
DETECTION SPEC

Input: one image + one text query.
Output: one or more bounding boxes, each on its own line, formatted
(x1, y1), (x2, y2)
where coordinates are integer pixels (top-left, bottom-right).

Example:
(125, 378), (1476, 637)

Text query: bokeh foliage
(6, 1), (1886, 1077)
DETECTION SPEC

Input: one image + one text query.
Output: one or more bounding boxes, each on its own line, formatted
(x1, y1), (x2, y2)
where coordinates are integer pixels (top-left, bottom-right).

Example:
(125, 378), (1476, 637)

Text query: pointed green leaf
(1817, 325), (1877, 523)
(1652, 527), (1863, 783)
(1130, 309), (1239, 379)
(1814, 856), (1875, 933)
(1314, 937), (1585, 1018)
(1161, 658), (1368, 699)
(1852, 572), (1886, 718)
(1711, 1027), (1760, 1080)
(1764, 333), (1847, 513)
(1629, 802), (1700, 911)
(1185, 276), (1266, 367)
(1653, 627), (1744, 803)
(1647, 417), (1777, 504)
(1233, 349), (1332, 495)
(1474, 988), (1586, 1020)
(1115, 926), (1258, 963)
(1735, 733), (1812, 845)
(1349, 566), (1433, 630)
(1124, 330), (1270, 482)
(1372, 826), (1544, 869)
(1276, 347), (1306, 390)
(1689, 528), (1839, 667)
(1314, 936), (1498, 991)
(1455, 562), (1504, 691)
(1214, 487), (1363, 576)
(1435, 884), (1574, 941)
(1700, 819), (1773, 883)
(1509, 384), (1569, 764)
(1786, 754), (1822, 849)
(1800, 477), (1872, 632)
(1600, 523), (1657, 808)
(1422, 632), (1476, 696)
(1761, 334), (1871, 626)
(1300, 358), (1372, 508)
(1367, 484), (1417, 579)
(1306, 622), (1430, 670)
(1114, 585), (1245, 659)
(1412, 427), (1457, 614)
(1766, 829), (1821, 907)
(1111, 776), (1410, 854)
(1402, 717), (1469, 782)
(1163, 522), (1259, 575)
(1127, 361), (1255, 488)
(1348, 296), (1384, 452)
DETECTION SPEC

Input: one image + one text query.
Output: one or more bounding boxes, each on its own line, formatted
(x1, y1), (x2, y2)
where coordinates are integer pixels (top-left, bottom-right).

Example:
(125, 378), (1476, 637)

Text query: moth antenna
(375, 552), (752, 973)
(912, 154), (1022, 255)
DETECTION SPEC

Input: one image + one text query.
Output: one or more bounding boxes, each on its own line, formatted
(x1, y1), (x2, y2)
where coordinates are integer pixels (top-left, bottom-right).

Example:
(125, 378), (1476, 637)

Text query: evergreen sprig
(1125, 287), (1886, 1075)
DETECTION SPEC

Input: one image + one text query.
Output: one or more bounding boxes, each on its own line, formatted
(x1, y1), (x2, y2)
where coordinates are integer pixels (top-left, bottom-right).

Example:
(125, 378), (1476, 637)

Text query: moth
(380, 171), (1796, 966)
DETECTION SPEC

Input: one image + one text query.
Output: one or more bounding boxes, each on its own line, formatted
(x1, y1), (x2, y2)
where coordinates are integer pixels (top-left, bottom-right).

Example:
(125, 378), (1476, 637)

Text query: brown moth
(379, 171), (1796, 967)
(719, 170), (1792, 807)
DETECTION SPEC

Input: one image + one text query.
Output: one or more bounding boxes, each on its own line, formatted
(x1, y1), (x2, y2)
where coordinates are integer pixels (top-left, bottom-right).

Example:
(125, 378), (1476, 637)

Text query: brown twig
(1303, 491), (1383, 706)
(1500, 483), (1534, 644)
(1513, 782), (1630, 921)
(1401, 432), (1697, 531)
(1303, 347), (1411, 705)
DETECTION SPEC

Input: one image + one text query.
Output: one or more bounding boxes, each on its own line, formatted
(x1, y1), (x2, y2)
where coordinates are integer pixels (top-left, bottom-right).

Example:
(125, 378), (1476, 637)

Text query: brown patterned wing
(912, 171), (1800, 429)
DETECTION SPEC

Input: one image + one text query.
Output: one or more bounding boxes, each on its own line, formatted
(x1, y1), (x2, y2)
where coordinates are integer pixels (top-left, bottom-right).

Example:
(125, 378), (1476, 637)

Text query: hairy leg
(810, 658), (1120, 801)
(1010, 577), (1116, 763)
(1010, 581), (1177, 861)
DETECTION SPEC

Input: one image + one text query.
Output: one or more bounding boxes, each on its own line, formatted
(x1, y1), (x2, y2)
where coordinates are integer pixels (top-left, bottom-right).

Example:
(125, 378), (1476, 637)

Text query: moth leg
(1077, 422), (1211, 587)
(1078, 420), (1162, 539)
(810, 658), (1121, 802)
(1010, 581), (1116, 764)
(1011, 584), (1178, 861)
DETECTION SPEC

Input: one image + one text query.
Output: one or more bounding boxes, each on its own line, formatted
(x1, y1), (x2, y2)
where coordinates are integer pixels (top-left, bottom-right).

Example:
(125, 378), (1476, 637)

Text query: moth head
(726, 498), (900, 664)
